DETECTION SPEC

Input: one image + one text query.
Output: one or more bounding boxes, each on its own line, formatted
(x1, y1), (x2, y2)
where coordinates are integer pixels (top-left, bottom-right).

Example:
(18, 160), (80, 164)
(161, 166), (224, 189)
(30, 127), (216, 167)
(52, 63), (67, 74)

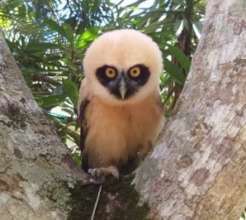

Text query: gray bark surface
(135, 0), (246, 219)
(0, 33), (88, 219)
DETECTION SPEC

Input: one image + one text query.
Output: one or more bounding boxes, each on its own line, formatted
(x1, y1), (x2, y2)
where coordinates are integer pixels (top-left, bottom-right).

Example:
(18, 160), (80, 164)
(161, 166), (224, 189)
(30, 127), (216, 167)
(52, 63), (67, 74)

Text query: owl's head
(83, 29), (163, 105)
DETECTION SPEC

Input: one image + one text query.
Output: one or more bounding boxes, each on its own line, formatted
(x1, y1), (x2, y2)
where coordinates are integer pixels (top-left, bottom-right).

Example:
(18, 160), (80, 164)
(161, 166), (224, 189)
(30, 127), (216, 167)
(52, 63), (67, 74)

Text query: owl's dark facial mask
(96, 64), (150, 100)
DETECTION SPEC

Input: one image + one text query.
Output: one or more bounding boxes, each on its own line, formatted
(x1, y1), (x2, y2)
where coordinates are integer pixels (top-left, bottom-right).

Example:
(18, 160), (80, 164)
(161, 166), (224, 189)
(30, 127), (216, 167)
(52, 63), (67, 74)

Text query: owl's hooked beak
(119, 76), (127, 99)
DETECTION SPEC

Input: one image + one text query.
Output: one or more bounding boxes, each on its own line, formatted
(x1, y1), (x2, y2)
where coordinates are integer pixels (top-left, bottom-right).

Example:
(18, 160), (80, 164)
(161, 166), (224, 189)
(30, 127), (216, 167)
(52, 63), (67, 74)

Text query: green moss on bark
(67, 174), (149, 220)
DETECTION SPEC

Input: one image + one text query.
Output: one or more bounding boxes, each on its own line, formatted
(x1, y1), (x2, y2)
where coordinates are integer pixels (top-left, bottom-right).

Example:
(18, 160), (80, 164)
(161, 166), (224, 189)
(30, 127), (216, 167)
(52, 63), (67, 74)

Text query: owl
(78, 29), (164, 179)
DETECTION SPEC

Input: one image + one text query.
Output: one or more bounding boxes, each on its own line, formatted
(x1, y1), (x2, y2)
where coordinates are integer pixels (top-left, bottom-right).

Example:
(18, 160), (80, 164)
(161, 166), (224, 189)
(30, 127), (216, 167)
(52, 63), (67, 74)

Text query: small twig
(91, 184), (102, 220)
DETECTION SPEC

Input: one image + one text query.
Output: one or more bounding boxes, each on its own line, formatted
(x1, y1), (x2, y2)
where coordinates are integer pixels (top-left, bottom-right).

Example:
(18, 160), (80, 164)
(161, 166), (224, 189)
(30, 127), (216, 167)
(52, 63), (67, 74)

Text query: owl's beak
(119, 77), (127, 99)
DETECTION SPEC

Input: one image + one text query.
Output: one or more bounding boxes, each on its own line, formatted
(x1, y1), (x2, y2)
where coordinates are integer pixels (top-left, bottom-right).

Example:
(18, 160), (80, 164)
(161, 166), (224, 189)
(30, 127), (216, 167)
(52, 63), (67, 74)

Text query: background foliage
(0, 0), (205, 163)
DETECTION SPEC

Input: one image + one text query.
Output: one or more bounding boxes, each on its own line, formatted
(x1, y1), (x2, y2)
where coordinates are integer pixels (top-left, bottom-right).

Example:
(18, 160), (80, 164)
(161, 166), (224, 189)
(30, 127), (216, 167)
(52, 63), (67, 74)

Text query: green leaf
(44, 18), (73, 43)
(160, 73), (172, 87)
(144, 21), (162, 34)
(36, 95), (66, 109)
(193, 21), (202, 39)
(75, 30), (97, 49)
(164, 59), (186, 85)
(63, 79), (78, 107)
(44, 18), (64, 34)
(62, 22), (74, 44)
(26, 42), (59, 52)
(169, 46), (191, 72)
(174, 19), (183, 33)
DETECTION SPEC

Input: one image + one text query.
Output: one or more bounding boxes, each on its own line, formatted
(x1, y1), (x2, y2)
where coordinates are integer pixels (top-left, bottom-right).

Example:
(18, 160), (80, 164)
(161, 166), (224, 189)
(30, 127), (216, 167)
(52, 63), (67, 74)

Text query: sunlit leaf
(193, 22), (202, 39)
(75, 29), (97, 49)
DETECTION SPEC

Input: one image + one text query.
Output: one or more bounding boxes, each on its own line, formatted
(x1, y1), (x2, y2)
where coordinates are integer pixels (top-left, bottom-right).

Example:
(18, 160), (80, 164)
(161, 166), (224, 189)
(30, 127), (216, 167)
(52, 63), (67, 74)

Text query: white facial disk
(83, 29), (163, 105)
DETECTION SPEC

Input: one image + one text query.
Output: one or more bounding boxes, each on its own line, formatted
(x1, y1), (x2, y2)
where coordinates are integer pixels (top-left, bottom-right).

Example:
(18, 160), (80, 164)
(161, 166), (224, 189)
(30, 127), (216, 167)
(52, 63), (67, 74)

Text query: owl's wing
(78, 98), (89, 152)
(77, 79), (90, 170)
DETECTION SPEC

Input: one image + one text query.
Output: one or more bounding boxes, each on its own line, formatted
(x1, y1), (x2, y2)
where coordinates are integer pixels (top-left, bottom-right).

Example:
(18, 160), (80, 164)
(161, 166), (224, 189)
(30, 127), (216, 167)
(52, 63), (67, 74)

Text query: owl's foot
(88, 166), (119, 183)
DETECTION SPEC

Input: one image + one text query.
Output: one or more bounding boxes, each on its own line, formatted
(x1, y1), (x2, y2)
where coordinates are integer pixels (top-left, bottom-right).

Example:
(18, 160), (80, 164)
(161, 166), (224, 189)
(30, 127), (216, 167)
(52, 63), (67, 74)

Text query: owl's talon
(88, 168), (103, 178)
(88, 166), (119, 180)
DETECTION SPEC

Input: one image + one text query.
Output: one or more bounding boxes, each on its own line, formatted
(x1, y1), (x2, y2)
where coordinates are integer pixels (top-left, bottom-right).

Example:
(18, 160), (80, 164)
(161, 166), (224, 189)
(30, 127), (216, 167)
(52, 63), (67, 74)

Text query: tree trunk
(0, 32), (90, 219)
(135, 0), (246, 219)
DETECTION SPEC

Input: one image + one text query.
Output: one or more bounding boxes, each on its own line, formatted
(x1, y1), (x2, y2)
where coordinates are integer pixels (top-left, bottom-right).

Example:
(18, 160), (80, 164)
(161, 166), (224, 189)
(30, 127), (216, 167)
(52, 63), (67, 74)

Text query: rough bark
(135, 0), (246, 219)
(0, 32), (90, 219)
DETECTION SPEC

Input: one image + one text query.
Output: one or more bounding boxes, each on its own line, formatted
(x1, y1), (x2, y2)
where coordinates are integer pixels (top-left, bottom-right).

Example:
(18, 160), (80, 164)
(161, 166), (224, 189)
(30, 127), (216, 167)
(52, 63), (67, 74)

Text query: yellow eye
(129, 67), (141, 78)
(105, 67), (117, 78)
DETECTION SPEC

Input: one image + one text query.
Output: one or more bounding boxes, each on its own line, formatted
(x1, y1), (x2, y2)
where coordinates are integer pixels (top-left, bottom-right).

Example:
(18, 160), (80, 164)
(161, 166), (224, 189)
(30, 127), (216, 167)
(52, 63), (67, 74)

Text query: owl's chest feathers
(85, 96), (163, 165)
